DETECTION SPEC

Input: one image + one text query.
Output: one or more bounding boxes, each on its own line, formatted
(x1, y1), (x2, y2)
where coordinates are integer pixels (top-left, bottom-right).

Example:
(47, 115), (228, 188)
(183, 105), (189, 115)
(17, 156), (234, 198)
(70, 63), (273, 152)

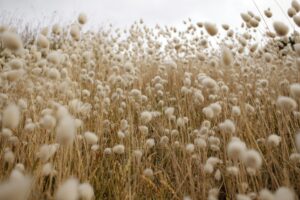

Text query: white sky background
(0, 0), (294, 32)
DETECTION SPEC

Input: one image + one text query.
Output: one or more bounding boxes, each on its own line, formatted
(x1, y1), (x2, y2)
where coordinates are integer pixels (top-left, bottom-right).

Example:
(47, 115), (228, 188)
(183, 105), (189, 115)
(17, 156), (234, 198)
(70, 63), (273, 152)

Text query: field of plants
(1, 1), (300, 200)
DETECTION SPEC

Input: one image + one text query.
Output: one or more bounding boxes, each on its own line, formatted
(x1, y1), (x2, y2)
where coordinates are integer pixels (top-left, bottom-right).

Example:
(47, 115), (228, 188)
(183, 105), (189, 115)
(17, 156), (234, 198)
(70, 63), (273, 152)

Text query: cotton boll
(78, 13), (88, 25)
(274, 187), (295, 200)
(56, 115), (76, 146)
(84, 131), (98, 145)
(276, 96), (297, 111)
(204, 22), (218, 36)
(267, 134), (281, 147)
(112, 144), (125, 154)
(273, 21), (289, 36)
(2, 104), (20, 129)
(2, 32), (23, 50)
(78, 183), (94, 200)
(56, 178), (79, 200)
(219, 119), (235, 134)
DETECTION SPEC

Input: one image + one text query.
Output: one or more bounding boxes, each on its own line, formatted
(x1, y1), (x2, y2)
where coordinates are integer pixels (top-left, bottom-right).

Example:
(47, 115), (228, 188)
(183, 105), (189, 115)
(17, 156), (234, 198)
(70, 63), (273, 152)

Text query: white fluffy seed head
(221, 47), (233, 66)
(185, 144), (195, 153)
(227, 138), (247, 160)
(2, 104), (20, 129)
(2, 32), (23, 50)
(42, 163), (56, 176)
(84, 131), (98, 145)
(232, 106), (241, 116)
(290, 83), (300, 98)
(273, 21), (289, 36)
(276, 96), (297, 111)
(40, 114), (56, 130)
(292, 0), (300, 12)
(164, 107), (175, 118)
(259, 189), (274, 200)
(203, 107), (214, 119)
(56, 178), (79, 200)
(70, 24), (80, 41)
(146, 138), (155, 149)
(204, 22), (218, 36)
(140, 111), (152, 124)
(138, 126), (149, 135)
(143, 168), (154, 178)
(242, 149), (262, 170)
(36, 34), (49, 49)
(56, 115), (76, 146)
(219, 119), (236, 134)
(78, 13), (88, 25)
(267, 134), (281, 147)
(274, 187), (295, 200)
(78, 183), (94, 200)
(112, 144), (125, 154)
(293, 14), (300, 27)
(36, 144), (59, 163)
(4, 149), (15, 164)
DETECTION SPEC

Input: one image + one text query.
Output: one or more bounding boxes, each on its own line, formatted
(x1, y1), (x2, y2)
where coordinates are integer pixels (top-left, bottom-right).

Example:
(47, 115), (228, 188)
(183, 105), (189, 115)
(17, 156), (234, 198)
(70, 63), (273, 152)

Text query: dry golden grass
(0, 3), (300, 200)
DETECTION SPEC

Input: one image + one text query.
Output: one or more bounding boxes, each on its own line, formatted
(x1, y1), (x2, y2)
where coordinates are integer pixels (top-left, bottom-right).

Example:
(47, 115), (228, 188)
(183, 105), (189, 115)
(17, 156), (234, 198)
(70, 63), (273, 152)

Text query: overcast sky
(0, 0), (293, 30)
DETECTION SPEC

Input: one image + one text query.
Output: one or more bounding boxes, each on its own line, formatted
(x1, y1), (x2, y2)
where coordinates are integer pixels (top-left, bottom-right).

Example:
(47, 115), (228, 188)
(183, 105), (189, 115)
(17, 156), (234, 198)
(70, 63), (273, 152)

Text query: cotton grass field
(1, 1), (300, 200)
